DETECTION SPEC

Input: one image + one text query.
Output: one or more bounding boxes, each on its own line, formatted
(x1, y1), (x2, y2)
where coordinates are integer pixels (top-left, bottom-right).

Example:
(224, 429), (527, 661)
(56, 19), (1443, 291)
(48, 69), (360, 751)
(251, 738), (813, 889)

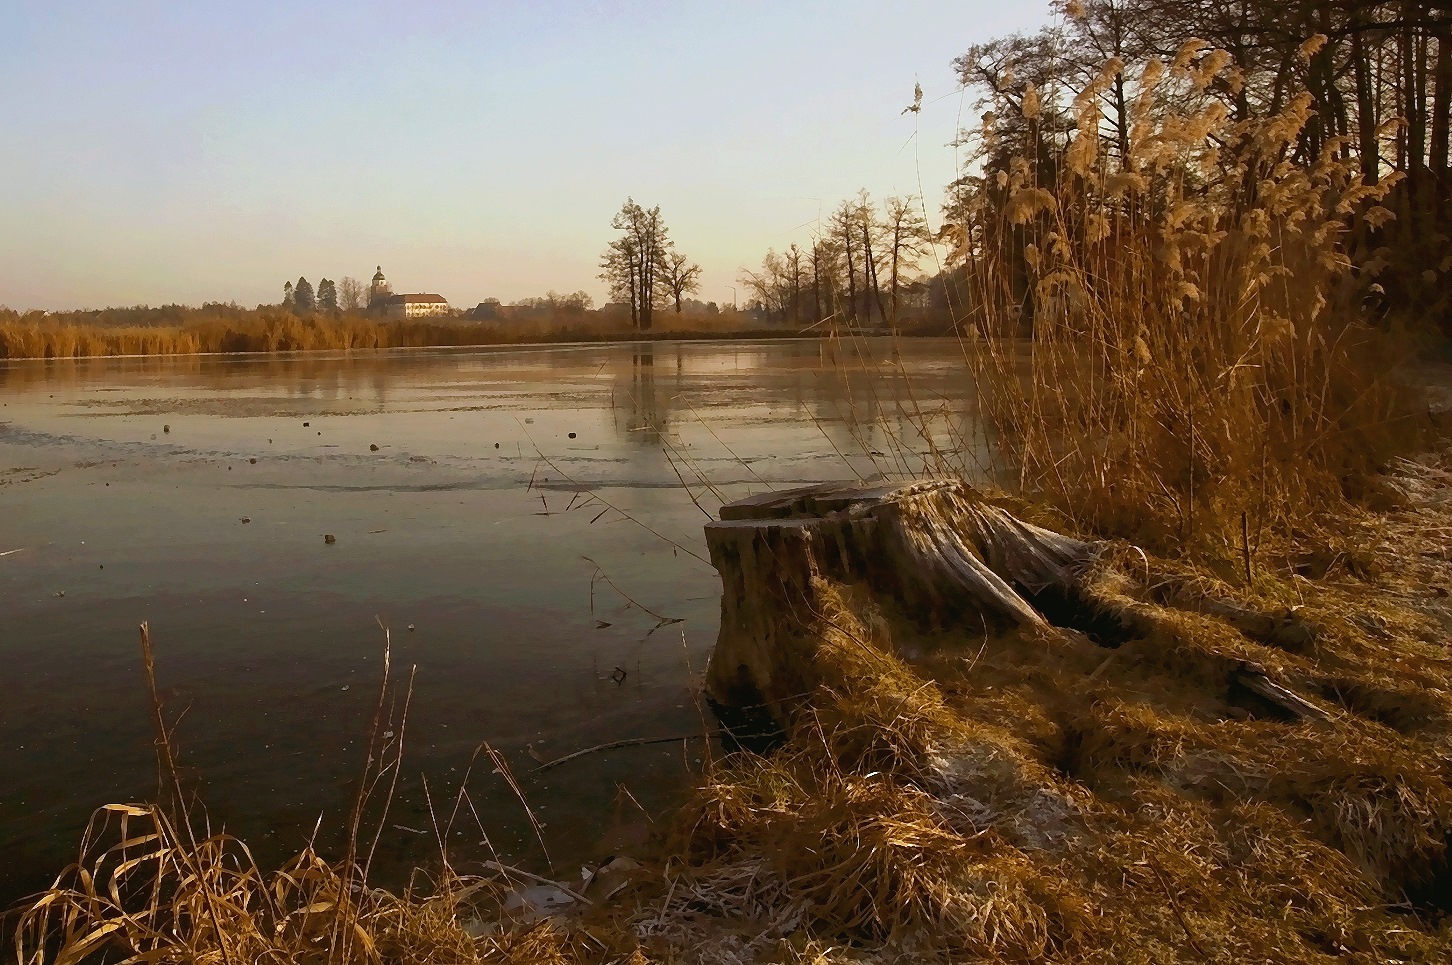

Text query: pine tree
(293, 277), (316, 314)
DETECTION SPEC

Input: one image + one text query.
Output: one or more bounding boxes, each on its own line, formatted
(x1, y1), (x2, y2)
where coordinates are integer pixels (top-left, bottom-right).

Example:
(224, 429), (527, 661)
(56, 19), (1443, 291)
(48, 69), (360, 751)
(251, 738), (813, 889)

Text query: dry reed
(941, 44), (1433, 556)
(0, 309), (788, 361)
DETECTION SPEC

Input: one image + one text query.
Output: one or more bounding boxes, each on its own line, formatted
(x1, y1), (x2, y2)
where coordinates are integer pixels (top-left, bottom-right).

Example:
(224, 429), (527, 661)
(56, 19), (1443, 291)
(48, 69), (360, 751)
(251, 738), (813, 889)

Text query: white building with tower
(368, 266), (451, 319)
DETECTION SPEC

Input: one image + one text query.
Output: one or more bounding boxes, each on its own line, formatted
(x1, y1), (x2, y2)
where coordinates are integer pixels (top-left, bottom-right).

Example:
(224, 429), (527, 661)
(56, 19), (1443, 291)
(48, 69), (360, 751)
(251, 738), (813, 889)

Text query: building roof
(382, 293), (448, 304)
(372, 266), (386, 281)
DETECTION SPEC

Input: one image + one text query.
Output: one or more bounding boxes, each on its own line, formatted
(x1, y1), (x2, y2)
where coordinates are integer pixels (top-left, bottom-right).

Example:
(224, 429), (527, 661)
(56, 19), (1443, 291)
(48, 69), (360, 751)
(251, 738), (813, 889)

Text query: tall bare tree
(829, 200), (862, 322)
(661, 251), (702, 313)
(338, 277), (365, 312)
(882, 196), (932, 329)
(600, 199), (672, 331)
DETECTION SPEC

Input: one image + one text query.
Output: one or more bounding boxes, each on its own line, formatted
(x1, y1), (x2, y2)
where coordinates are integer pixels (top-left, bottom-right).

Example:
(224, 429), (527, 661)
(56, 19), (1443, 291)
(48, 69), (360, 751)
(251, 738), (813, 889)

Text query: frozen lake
(0, 336), (984, 905)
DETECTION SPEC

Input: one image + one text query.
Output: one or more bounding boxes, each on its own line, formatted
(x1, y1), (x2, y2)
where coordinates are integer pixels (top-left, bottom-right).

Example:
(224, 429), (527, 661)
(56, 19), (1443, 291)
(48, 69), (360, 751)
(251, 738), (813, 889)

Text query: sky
(0, 1), (1051, 312)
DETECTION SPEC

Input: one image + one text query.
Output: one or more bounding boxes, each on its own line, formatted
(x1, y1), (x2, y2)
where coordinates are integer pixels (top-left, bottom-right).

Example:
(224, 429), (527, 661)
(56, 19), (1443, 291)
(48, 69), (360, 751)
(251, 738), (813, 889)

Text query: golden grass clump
(15, 804), (501, 965)
(949, 46), (1432, 555)
(664, 582), (1097, 962)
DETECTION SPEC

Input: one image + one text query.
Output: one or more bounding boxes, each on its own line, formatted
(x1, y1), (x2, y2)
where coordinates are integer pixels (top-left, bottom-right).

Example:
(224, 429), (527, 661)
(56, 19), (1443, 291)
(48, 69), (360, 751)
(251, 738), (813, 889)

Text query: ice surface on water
(0, 338), (984, 903)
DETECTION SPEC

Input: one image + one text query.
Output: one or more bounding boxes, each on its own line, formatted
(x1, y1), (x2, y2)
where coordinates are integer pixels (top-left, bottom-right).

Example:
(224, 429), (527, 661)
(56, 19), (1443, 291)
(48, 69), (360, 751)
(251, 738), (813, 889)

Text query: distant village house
(368, 267), (450, 318)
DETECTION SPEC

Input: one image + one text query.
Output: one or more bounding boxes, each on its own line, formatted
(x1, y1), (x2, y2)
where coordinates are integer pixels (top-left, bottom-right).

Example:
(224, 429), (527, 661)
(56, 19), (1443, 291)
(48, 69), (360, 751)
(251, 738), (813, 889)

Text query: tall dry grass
(0, 309), (783, 360)
(947, 43), (1429, 554)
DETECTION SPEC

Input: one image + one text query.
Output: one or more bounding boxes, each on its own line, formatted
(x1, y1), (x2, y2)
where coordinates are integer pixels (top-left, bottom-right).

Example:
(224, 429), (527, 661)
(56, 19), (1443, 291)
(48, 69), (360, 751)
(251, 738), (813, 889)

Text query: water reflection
(617, 348), (670, 445)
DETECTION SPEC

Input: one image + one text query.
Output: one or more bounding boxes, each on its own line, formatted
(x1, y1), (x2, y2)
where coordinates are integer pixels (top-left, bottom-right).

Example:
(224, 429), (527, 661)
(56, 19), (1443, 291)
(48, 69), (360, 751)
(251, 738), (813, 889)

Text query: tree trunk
(1432, 33), (1451, 178)
(1354, 29), (1380, 184)
(889, 236), (900, 331)
(1403, 5), (1425, 188)
(628, 261), (639, 330)
(862, 223), (887, 325)
(812, 251), (823, 324)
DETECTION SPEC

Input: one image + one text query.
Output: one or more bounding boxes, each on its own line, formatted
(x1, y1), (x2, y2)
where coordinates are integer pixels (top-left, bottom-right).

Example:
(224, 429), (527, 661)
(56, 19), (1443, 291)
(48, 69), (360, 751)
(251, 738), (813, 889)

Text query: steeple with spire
(368, 266), (391, 309)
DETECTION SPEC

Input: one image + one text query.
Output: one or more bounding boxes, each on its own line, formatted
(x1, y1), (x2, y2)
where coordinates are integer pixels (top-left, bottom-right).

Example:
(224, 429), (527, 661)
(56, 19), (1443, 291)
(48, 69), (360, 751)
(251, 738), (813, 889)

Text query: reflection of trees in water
(614, 347), (677, 446)
(0, 353), (404, 407)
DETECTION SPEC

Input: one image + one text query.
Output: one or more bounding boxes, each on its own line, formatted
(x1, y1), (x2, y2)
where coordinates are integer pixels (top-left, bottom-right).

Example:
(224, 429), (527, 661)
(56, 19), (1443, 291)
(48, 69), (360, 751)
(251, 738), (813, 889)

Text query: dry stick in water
(584, 556), (682, 625)
(138, 622), (236, 965)
(533, 732), (728, 772)
(480, 742), (554, 873)
(519, 423), (710, 565)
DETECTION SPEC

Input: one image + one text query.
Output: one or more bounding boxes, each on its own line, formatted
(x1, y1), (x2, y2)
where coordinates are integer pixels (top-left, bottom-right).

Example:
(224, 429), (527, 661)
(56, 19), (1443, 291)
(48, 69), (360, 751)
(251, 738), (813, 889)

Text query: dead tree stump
(704, 480), (1332, 727)
(703, 480), (1097, 721)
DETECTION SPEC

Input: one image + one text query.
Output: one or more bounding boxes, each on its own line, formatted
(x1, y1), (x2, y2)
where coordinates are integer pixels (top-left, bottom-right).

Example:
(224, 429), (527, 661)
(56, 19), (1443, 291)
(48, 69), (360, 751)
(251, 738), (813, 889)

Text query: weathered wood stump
(703, 480), (1098, 721)
(704, 479), (1331, 727)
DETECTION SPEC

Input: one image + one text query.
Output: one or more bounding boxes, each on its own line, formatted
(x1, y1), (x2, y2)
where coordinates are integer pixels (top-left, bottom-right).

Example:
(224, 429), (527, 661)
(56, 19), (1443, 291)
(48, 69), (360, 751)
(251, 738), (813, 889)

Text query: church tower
(368, 266), (392, 310)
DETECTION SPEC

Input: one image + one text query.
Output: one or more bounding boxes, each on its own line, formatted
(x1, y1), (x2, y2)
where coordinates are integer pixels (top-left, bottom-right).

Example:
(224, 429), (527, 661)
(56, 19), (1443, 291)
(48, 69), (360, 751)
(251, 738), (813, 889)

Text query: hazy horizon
(1, 1), (1050, 313)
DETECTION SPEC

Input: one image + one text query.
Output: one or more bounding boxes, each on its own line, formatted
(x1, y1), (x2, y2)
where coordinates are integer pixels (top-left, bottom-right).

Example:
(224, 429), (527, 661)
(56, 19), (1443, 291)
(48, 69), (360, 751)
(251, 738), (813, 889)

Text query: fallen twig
(482, 860), (592, 905)
(534, 732), (728, 772)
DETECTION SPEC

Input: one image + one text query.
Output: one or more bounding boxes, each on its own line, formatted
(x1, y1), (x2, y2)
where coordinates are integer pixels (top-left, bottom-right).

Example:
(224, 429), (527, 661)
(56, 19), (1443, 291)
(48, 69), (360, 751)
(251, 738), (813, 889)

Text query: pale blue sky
(0, 1), (1049, 311)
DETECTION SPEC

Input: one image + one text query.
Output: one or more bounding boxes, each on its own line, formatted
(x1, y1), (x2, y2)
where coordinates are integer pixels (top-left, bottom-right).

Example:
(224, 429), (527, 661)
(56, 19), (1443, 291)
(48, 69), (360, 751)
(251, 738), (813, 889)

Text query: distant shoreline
(0, 325), (922, 362)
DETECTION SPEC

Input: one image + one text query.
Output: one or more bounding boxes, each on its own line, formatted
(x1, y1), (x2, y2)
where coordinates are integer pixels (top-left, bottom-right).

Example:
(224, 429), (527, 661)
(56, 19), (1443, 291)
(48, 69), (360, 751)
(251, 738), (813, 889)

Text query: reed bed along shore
(0, 310), (824, 361)
(929, 46), (1438, 565)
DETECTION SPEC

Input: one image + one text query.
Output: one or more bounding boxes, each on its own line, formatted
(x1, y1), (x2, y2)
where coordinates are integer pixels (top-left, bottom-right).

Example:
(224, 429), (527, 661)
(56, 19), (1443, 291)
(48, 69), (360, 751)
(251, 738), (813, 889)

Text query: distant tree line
(741, 192), (933, 329)
(282, 276), (357, 315)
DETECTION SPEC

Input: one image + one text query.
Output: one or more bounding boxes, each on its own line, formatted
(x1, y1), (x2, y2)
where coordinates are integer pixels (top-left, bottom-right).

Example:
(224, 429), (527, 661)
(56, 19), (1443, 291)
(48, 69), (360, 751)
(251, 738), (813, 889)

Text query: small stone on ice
(342, 685), (349, 691)
(370, 444), (379, 451)
(241, 517), (251, 523)
(324, 534), (336, 544)
(407, 624), (415, 631)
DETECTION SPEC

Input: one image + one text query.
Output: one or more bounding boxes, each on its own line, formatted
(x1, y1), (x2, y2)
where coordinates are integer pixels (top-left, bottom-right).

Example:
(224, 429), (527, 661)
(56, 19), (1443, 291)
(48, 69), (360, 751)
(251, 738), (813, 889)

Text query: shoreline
(0, 325), (922, 363)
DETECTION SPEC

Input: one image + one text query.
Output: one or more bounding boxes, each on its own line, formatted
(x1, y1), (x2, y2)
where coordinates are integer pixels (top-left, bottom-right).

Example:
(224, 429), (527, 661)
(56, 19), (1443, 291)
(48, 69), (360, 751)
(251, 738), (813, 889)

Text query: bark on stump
(703, 480), (1095, 722)
(703, 479), (1331, 727)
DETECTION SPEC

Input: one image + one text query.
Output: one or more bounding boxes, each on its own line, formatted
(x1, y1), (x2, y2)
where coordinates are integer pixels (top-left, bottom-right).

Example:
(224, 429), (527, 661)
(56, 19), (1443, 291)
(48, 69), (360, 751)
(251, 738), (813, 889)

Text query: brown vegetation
(0, 305), (790, 361)
(12, 5), (1452, 960)
(17, 467), (1452, 963)
(934, 42), (1437, 558)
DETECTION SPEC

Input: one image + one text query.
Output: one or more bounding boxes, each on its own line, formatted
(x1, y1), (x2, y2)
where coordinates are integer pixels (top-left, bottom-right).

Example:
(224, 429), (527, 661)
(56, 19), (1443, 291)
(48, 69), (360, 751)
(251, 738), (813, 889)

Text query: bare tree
(882, 196), (932, 329)
(856, 191), (888, 325)
(661, 251), (702, 313)
(809, 236), (842, 325)
(599, 199), (671, 331)
(829, 200), (861, 322)
(740, 250), (789, 321)
(338, 277), (365, 312)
